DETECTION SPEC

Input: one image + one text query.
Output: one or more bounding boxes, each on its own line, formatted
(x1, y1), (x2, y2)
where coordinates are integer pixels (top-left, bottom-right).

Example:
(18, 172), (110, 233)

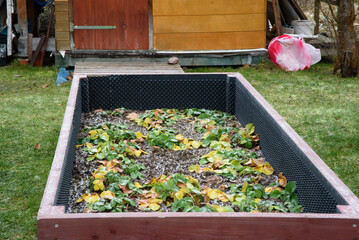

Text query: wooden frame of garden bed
(38, 73), (359, 239)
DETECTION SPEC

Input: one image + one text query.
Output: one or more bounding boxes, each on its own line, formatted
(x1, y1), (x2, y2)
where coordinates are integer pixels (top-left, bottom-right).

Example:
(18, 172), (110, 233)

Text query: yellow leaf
(242, 182), (249, 193)
(134, 182), (142, 188)
(144, 118), (151, 127)
(76, 144), (84, 148)
(76, 198), (83, 203)
(189, 165), (201, 173)
(149, 203), (161, 211)
(262, 162), (274, 175)
(135, 131), (144, 139)
(203, 131), (211, 138)
(183, 138), (189, 145)
(191, 141), (202, 149)
(175, 191), (184, 200)
(265, 187), (273, 193)
(255, 198), (261, 203)
(173, 144), (181, 151)
(85, 142), (93, 149)
(225, 194), (234, 202)
(89, 130), (98, 137)
(176, 134), (184, 141)
(208, 189), (220, 200)
(100, 190), (115, 200)
(82, 193), (100, 203)
(250, 210), (259, 213)
(93, 173), (105, 181)
(93, 179), (105, 191)
(134, 150), (142, 157)
(278, 172), (287, 187)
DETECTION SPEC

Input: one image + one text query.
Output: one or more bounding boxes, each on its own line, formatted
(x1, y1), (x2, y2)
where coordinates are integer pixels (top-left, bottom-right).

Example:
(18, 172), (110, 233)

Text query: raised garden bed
(38, 73), (359, 239)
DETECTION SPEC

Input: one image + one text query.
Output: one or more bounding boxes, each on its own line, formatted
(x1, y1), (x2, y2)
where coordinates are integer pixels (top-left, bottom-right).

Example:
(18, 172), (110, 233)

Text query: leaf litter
(67, 108), (303, 213)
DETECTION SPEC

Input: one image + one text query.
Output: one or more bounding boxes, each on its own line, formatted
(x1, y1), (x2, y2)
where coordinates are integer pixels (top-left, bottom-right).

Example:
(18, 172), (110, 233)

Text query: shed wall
(55, 0), (71, 50)
(152, 0), (267, 50)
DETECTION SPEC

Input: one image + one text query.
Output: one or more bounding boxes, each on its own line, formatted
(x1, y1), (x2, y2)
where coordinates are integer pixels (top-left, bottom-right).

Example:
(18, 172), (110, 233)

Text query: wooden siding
(153, 0), (267, 50)
(55, 0), (70, 50)
(72, 0), (148, 50)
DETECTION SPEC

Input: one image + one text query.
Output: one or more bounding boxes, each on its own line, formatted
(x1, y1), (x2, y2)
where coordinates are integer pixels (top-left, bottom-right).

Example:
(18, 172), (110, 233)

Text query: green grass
(187, 60), (359, 198)
(0, 60), (358, 239)
(0, 62), (71, 239)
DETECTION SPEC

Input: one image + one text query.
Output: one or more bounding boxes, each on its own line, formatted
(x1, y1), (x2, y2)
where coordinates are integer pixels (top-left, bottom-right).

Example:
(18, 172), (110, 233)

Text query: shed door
(73, 0), (149, 50)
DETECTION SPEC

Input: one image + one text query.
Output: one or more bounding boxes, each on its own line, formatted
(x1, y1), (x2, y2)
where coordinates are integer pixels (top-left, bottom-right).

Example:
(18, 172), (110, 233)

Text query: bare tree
(335, 0), (358, 77)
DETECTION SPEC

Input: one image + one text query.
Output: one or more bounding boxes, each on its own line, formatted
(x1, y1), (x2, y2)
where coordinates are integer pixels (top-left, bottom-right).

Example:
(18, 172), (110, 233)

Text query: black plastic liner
(55, 74), (346, 213)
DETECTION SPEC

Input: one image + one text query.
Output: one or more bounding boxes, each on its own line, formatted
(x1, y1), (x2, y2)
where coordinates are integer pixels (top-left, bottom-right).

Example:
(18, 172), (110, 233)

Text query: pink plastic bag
(268, 35), (321, 71)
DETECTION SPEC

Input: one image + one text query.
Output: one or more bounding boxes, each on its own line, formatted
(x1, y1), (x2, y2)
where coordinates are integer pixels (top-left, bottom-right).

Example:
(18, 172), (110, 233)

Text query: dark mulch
(67, 110), (276, 213)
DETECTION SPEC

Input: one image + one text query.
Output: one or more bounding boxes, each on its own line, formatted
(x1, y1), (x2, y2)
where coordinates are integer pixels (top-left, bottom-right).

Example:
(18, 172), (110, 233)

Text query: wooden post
(314, 0), (320, 34)
(17, 0), (28, 57)
(6, 0), (13, 56)
(272, 0), (282, 36)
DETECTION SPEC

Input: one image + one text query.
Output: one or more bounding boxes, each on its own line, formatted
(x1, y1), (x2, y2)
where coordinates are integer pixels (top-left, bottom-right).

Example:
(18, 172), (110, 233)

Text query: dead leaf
(127, 112), (140, 120)
(94, 109), (103, 113)
(41, 84), (49, 88)
(34, 144), (42, 150)
(58, 104), (62, 107)
(278, 172), (287, 187)
(218, 184), (227, 191)
(252, 158), (265, 166)
(14, 75), (23, 77)
(118, 184), (133, 194)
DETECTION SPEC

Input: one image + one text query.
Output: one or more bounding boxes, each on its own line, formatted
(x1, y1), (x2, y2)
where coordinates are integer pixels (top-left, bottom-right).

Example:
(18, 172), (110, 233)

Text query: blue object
(56, 68), (73, 86)
(35, 0), (54, 7)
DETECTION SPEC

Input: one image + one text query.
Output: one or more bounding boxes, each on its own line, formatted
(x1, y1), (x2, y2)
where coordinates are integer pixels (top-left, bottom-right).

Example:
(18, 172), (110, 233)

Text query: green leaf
(270, 190), (282, 199)
(285, 181), (297, 194)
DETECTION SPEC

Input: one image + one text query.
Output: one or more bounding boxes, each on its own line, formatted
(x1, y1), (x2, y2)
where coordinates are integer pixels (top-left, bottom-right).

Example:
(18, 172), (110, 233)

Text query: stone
(168, 57), (179, 65)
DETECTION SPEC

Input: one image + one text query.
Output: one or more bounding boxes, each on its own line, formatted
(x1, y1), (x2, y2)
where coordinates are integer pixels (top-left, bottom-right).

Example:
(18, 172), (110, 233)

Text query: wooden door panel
(73, 0), (149, 50)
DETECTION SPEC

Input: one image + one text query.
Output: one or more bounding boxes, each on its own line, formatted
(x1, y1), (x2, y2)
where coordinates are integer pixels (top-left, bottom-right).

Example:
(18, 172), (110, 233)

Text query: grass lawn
(0, 60), (358, 239)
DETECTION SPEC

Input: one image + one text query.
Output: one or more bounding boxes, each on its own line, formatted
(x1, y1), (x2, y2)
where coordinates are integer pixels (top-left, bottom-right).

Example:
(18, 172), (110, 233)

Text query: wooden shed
(55, 0), (268, 66)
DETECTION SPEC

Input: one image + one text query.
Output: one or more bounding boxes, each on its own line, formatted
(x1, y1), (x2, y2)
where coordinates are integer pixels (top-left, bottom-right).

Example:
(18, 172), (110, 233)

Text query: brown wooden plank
(30, 35), (46, 66)
(38, 215), (359, 239)
(56, 32), (70, 41)
(56, 40), (70, 50)
(56, 11), (69, 22)
(272, 0), (282, 36)
(154, 32), (266, 50)
(55, 1), (68, 12)
(55, 22), (69, 32)
(153, 0), (266, 16)
(154, 14), (265, 34)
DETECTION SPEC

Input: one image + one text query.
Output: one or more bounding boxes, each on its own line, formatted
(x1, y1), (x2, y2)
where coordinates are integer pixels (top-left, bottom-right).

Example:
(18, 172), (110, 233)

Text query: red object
(268, 35), (321, 71)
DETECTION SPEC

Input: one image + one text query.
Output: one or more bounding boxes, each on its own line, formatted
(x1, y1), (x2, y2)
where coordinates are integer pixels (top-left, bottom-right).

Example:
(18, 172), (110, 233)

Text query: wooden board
(73, 0), (149, 50)
(74, 62), (184, 75)
(154, 14), (266, 33)
(55, 0), (70, 50)
(152, 0), (267, 50)
(153, 0), (266, 16)
(154, 32), (266, 50)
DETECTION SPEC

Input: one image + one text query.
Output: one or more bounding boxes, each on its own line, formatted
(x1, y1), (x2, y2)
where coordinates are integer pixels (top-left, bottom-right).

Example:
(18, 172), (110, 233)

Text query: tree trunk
(314, 0), (320, 34)
(336, 0), (358, 77)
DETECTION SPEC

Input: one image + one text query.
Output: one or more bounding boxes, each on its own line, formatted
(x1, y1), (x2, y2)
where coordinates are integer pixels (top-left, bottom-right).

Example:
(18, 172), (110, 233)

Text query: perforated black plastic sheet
(55, 74), (347, 213)
(81, 75), (235, 114)
(55, 84), (82, 206)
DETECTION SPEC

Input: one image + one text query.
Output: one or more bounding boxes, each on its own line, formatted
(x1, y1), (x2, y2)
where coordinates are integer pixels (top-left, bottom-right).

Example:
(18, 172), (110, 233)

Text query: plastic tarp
(268, 35), (321, 71)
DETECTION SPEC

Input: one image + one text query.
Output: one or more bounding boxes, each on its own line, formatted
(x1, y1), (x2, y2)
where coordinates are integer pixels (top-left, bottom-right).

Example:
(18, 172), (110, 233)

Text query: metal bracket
(70, 23), (116, 32)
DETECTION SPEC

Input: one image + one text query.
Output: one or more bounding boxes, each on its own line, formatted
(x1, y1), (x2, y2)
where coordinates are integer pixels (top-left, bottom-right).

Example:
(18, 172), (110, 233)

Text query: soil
(67, 109), (278, 213)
